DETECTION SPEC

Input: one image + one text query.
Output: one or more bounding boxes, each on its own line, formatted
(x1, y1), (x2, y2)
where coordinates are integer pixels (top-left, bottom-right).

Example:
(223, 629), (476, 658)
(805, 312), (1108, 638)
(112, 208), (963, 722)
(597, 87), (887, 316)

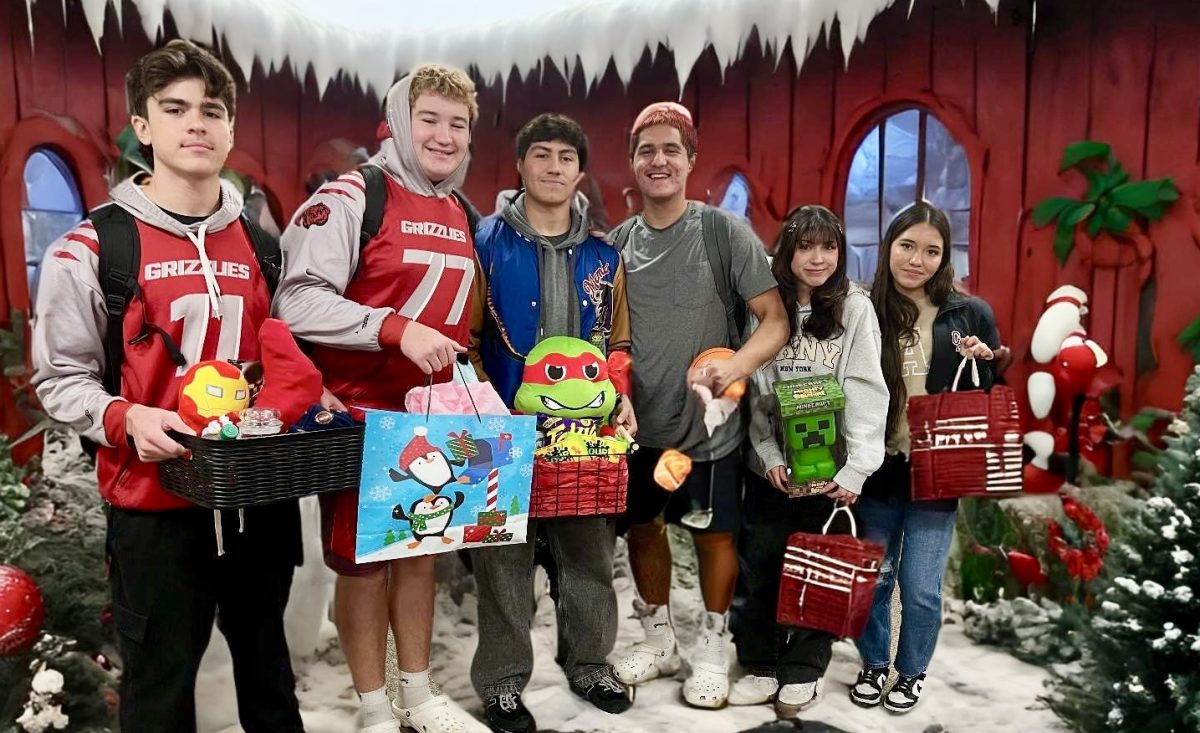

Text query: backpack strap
(91, 205), (142, 396)
(358, 164), (386, 249)
(611, 217), (637, 252)
(242, 213), (281, 295)
(452, 191), (480, 236)
(700, 206), (746, 350)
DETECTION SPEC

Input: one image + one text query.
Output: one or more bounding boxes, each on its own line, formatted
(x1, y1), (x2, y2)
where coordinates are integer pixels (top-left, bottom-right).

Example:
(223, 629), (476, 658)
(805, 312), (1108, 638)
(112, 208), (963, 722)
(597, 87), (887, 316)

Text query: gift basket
(158, 319), (365, 510)
(515, 338), (634, 519)
(907, 357), (1024, 500)
(776, 504), (884, 638)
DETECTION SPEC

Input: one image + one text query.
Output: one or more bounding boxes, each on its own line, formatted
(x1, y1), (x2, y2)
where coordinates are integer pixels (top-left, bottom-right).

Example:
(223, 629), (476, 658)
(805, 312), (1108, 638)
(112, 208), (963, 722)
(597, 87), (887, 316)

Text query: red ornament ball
(0, 565), (45, 655)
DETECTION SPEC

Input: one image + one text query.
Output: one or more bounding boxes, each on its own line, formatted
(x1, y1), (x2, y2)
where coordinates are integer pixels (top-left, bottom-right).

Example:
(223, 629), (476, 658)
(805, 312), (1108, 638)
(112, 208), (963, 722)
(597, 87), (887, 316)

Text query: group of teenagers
(28, 38), (1004, 733)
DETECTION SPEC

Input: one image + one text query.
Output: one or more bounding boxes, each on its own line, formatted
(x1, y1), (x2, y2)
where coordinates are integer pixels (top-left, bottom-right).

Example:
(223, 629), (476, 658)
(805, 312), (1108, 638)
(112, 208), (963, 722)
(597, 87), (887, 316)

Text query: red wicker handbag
(776, 504), (884, 639)
(529, 454), (628, 519)
(907, 357), (1024, 500)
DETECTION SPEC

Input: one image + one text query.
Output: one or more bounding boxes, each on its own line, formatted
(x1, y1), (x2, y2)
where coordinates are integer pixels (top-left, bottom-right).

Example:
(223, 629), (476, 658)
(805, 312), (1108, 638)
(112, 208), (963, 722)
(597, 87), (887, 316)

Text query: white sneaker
(682, 611), (731, 709)
(727, 674), (778, 706)
(774, 679), (824, 717)
(613, 603), (682, 685)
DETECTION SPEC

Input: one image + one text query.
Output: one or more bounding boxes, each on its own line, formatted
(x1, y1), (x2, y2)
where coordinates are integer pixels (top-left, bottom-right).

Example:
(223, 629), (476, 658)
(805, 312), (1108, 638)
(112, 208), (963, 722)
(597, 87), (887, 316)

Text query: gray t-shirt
(616, 202), (778, 460)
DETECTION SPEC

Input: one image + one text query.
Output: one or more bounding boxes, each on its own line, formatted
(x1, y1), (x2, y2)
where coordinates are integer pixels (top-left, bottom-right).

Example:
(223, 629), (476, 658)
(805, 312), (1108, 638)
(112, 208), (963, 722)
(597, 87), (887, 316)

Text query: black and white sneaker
(484, 692), (536, 733)
(570, 668), (633, 714)
(883, 673), (925, 714)
(848, 667), (889, 708)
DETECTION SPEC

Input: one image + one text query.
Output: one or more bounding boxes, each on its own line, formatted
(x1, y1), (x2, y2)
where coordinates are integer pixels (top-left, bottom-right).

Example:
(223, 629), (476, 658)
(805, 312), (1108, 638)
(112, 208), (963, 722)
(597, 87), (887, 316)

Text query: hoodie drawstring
(185, 223), (223, 319)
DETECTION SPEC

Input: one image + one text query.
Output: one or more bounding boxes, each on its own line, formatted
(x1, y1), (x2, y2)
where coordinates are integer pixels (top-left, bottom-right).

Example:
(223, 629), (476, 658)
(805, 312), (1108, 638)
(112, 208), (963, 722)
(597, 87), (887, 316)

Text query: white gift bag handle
(950, 355), (980, 392)
(822, 501), (858, 537)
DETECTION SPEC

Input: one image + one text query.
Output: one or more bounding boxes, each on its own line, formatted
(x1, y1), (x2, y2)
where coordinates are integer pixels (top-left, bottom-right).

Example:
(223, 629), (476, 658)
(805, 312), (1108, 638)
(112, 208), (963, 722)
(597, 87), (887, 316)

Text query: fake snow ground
(195, 505), (1064, 733)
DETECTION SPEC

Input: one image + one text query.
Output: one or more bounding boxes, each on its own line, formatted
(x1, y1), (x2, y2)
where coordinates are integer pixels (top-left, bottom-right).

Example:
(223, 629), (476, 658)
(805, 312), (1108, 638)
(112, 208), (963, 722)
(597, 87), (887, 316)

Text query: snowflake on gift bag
(509, 446), (524, 461)
(520, 464), (534, 478)
(379, 416), (396, 430)
(369, 485), (391, 502)
(488, 418), (506, 432)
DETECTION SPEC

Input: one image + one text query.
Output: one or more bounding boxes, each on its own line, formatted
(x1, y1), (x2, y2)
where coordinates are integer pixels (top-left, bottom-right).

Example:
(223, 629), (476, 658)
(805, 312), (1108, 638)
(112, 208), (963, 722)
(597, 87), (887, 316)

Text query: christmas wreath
(1046, 495), (1110, 581)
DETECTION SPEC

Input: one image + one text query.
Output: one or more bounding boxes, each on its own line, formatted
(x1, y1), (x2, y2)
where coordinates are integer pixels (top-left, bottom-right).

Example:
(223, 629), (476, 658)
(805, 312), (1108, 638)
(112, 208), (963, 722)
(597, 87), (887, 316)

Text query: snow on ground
(198, 526), (1065, 733)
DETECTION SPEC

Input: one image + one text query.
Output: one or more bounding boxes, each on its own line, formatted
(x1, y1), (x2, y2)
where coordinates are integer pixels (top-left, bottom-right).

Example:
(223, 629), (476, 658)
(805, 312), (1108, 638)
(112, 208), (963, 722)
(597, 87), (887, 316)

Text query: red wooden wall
(2, 0), (1199, 446)
(461, 0), (1200, 419)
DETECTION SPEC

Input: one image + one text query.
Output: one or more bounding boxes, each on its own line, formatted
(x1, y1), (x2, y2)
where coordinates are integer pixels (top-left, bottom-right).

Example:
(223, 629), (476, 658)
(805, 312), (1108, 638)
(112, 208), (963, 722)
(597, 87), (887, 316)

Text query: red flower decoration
(1047, 496), (1108, 581)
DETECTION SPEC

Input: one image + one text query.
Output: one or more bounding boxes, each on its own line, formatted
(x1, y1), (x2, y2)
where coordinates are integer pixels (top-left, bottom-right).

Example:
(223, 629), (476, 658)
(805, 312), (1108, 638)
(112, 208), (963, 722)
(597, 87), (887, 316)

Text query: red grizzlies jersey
(308, 176), (473, 410)
(101, 220), (272, 509)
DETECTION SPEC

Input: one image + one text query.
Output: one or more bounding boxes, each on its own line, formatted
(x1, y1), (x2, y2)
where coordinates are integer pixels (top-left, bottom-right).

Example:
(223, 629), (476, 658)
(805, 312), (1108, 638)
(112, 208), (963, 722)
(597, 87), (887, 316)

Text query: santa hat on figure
(390, 426), (465, 491)
(1023, 285), (1111, 493)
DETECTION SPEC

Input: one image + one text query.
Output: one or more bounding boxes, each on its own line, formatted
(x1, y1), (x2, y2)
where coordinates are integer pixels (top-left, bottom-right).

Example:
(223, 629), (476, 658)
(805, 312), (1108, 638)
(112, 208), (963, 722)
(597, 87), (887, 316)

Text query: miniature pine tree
(384, 529), (396, 546)
(510, 495), (520, 515)
(1048, 368), (1200, 730)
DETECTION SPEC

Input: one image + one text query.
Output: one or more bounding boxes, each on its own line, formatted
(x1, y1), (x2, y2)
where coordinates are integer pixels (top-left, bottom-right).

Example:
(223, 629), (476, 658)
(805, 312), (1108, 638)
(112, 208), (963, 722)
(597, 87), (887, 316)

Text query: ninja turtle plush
(515, 336), (617, 420)
(515, 336), (630, 457)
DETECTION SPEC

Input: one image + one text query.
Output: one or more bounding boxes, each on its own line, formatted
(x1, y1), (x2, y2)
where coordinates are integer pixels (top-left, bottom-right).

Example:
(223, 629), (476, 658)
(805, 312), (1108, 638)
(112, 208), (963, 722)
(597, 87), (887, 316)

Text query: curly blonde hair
(408, 64), (478, 123)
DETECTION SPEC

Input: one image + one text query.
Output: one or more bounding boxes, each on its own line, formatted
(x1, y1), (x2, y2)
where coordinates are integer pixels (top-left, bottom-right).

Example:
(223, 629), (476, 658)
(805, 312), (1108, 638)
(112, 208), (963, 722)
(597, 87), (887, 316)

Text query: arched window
(23, 149), (84, 304)
(843, 109), (971, 283)
(717, 172), (751, 220)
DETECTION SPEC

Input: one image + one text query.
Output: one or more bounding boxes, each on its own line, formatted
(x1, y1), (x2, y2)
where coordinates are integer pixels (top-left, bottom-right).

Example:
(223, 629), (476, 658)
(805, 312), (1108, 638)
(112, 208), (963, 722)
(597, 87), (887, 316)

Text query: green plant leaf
(1054, 221), (1076, 265)
(1064, 202), (1095, 226)
(1179, 316), (1200, 362)
(1032, 197), (1082, 227)
(1087, 214), (1104, 238)
(1110, 180), (1166, 210)
(1157, 178), (1180, 202)
(1060, 141), (1111, 172)
(1103, 206), (1131, 234)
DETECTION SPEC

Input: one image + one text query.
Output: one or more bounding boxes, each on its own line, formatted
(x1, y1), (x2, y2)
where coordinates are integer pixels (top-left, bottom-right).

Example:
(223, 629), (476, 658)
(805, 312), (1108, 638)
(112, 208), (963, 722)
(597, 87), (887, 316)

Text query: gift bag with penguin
(355, 408), (537, 562)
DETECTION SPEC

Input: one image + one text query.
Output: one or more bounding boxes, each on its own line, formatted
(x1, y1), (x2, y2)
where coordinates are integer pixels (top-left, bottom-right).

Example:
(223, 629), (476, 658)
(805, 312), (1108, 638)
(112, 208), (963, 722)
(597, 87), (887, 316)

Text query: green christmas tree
(510, 495), (520, 516)
(384, 530), (396, 546)
(1048, 368), (1200, 730)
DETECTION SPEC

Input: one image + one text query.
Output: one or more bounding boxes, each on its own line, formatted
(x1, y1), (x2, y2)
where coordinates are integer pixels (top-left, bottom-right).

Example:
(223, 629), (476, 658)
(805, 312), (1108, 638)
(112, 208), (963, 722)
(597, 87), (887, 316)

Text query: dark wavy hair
(516, 113), (589, 171)
(771, 205), (849, 341)
(871, 201), (955, 438)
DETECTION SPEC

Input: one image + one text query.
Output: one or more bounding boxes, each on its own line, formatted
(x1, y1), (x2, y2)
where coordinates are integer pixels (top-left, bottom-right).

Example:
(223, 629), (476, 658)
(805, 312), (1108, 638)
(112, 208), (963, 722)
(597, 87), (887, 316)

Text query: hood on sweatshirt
(108, 173), (246, 319)
(500, 192), (590, 252)
(371, 74), (471, 199)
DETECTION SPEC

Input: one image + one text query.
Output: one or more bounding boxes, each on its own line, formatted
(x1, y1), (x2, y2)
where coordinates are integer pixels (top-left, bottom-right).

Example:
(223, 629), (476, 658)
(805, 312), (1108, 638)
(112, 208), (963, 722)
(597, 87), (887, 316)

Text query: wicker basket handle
(950, 356), (980, 392)
(822, 502), (857, 536)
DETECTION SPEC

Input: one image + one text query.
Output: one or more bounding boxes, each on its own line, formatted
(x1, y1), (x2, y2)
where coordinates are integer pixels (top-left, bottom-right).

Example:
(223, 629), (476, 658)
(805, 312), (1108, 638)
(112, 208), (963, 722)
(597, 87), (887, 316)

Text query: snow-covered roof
(40, 0), (1001, 98)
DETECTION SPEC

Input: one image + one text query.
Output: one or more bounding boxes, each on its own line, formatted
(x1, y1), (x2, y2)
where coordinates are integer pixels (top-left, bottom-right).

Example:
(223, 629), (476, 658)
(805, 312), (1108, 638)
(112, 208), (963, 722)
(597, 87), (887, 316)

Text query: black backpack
(611, 205), (747, 349)
(89, 203), (282, 398)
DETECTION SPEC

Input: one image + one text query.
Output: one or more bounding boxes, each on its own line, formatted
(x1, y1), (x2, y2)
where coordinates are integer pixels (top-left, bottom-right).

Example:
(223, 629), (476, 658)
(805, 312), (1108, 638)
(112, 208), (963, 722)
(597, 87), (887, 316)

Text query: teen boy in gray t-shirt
(611, 101), (788, 710)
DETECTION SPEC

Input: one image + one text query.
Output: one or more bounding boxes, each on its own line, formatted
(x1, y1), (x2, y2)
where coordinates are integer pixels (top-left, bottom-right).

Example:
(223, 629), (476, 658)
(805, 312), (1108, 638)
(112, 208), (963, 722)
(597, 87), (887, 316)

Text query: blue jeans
(855, 461), (957, 678)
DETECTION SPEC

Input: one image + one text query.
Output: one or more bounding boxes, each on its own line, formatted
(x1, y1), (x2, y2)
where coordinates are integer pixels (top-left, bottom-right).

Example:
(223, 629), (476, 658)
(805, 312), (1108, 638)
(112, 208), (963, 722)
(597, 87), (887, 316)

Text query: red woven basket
(529, 455), (628, 519)
(908, 358), (1024, 500)
(776, 505), (884, 639)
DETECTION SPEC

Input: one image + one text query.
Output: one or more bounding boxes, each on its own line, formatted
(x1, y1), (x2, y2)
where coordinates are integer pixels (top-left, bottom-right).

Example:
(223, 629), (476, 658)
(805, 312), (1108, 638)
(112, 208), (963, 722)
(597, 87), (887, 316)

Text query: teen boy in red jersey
(274, 64), (481, 733)
(32, 40), (305, 733)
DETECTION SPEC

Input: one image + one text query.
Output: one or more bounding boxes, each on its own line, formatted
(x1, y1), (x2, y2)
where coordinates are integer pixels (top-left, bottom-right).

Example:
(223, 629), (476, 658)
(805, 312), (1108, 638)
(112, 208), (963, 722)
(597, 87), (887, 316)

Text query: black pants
(730, 473), (852, 685)
(107, 502), (304, 733)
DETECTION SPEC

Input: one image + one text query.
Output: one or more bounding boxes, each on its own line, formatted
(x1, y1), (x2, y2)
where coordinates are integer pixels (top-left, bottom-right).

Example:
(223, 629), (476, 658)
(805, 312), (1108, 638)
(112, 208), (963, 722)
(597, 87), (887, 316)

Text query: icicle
(135, 0), (167, 43)
(79, 0), (108, 51)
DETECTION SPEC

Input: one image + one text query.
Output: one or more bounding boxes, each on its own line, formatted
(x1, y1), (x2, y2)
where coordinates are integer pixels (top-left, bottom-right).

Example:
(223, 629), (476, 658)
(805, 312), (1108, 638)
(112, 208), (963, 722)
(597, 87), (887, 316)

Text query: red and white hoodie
(31, 176), (271, 511)
(274, 74), (474, 411)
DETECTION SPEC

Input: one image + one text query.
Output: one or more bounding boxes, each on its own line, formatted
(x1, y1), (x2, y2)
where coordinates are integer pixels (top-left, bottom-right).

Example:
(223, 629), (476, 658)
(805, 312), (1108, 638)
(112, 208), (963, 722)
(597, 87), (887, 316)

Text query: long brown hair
(771, 205), (849, 341)
(871, 201), (955, 438)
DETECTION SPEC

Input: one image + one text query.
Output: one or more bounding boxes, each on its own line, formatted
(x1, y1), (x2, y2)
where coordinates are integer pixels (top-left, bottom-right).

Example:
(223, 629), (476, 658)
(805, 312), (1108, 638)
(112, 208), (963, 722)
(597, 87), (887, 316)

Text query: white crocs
(394, 695), (472, 733)
(682, 611), (731, 709)
(727, 674), (779, 706)
(613, 603), (682, 685)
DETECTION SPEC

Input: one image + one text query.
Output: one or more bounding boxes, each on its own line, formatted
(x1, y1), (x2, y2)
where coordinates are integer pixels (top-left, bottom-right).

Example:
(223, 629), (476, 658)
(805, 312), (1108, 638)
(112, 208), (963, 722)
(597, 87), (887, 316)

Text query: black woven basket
(158, 426), (364, 509)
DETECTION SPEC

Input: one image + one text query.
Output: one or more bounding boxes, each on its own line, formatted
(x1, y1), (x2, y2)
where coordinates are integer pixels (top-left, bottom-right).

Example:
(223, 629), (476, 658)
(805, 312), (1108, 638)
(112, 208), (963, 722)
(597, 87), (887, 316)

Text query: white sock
(399, 668), (433, 707)
(359, 686), (393, 727)
(641, 604), (674, 649)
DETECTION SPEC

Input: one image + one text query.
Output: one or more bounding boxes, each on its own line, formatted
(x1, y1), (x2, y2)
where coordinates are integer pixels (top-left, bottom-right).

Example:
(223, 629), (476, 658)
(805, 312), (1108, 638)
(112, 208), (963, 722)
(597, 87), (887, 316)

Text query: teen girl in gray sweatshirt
(729, 205), (888, 717)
